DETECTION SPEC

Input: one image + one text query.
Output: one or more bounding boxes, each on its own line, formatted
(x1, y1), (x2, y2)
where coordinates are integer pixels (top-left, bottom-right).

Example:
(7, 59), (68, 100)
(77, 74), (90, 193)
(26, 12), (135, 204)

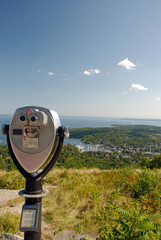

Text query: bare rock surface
(52, 230), (97, 240)
(0, 231), (98, 240)
(0, 234), (23, 240)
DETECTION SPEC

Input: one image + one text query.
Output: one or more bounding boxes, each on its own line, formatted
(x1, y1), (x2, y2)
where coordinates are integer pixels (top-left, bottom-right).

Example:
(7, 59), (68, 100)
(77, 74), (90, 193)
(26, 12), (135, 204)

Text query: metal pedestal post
(24, 197), (42, 240)
(19, 178), (48, 240)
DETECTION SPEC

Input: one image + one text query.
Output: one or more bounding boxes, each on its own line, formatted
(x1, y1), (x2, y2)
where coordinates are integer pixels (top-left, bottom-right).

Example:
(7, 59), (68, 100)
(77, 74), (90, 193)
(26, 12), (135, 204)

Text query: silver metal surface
(9, 106), (61, 173)
(19, 189), (49, 198)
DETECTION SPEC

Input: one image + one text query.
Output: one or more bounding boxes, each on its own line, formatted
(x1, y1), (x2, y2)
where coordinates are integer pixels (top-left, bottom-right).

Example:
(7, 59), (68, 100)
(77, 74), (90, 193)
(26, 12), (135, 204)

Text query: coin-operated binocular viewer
(2, 106), (69, 240)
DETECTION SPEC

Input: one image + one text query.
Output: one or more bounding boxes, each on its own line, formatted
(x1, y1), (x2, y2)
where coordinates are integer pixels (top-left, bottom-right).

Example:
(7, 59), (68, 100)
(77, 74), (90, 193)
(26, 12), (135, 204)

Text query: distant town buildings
(75, 143), (160, 157)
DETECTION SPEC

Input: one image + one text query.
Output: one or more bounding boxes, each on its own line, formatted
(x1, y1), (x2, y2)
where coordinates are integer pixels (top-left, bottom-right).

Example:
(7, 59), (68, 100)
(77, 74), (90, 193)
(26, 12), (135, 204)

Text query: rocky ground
(0, 232), (97, 240)
(0, 189), (98, 240)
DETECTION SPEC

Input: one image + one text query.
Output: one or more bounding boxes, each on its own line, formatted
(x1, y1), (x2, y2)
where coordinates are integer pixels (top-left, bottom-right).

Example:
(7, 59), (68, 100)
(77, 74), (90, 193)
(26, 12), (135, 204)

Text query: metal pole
(23, 178), (43, 240)
(24, 197), (42, 240)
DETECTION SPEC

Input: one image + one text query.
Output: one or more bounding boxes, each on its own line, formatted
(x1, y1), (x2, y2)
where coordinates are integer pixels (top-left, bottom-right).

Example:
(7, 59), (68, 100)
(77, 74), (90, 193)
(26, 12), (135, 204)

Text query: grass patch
(0, 212), (20, 237)
(9, 196), (24, 207)
(0, 170), (25, 190)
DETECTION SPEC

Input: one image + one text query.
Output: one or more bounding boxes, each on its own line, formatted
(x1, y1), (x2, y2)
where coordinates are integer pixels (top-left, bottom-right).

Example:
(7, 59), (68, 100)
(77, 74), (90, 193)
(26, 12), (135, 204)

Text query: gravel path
(0, 189), (20, 206)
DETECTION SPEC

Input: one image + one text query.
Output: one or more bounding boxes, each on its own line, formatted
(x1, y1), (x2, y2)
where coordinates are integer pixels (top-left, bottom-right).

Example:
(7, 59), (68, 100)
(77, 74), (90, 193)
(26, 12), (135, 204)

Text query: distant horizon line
(0, 114), (161, 121)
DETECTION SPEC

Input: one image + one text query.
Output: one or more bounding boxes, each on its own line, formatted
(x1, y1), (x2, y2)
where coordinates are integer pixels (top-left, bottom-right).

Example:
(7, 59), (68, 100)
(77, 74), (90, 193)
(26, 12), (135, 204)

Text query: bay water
(0, 115), (161, 150)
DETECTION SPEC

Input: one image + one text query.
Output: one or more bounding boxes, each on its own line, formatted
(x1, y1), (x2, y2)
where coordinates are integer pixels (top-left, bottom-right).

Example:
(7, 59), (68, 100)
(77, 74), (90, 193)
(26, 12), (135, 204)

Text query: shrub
(99, 207), (161, 240)
(132, 169), (159, 198)
(0, 170), (25, 189)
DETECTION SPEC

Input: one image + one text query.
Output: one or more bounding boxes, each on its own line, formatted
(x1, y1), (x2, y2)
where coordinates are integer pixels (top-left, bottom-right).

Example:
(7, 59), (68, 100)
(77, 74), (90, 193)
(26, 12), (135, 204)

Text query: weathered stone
(0, 233), (23, 240)
(52, 230), (97, 240)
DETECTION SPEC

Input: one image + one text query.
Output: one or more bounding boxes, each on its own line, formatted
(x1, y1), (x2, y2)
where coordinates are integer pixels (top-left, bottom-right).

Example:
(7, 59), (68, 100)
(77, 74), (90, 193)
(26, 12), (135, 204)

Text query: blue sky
(0, 0), (161, 118)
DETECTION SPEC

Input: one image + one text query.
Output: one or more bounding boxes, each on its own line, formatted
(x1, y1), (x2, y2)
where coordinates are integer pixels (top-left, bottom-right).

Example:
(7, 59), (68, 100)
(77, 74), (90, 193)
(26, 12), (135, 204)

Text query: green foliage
(0, 143), (154, 171)
(148, 156), (161, 169)
(0, 145), (16, 171)
(0, 170), (25, 189)
(99, 207), (161, 240)
(99, 223), (114, 240)
(42, 168), (161, 237)
(132, 169), (159, 198)
(96, 169), (161, 239)
(56, 144), (135, 169)
(0, 212), (20, 236)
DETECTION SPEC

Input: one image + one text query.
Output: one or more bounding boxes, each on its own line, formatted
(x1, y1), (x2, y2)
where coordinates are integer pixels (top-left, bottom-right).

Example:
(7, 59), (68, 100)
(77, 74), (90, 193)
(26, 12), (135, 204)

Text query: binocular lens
(20, 116), (26, 122)
(20, 115), (38, 122)
(31, 116), (37, 122)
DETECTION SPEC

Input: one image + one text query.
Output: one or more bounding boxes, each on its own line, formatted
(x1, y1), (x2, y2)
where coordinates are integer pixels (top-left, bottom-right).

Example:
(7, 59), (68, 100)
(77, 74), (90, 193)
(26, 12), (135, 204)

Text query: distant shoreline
(0, 114), (161, 121)
(122, 118), (161, 121)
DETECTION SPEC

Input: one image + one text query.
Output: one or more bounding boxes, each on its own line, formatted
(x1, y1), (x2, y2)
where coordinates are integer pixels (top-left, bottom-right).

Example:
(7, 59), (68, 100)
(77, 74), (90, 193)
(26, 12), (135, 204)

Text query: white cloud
(154, 97), (160, 101)
(93, 69), (100, 74)
(124, 92), (127, 95)
(83, 70), (91, 75)
(48, 72), (55, 76)
(83, 68), (100, 76)
(118, 58), (136, 70)
(131, 83), (148, 91)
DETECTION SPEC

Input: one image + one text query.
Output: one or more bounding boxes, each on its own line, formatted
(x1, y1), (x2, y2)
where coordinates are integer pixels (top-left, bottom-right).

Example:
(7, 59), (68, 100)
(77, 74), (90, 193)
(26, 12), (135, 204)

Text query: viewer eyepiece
(31, 116), (36, 122)
(20, 116), (26, 122)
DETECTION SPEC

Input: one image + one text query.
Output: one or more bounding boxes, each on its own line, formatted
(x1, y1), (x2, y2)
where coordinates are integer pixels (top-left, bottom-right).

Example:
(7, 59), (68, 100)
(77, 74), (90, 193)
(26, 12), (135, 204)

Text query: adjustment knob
(1, 124), (9, 135)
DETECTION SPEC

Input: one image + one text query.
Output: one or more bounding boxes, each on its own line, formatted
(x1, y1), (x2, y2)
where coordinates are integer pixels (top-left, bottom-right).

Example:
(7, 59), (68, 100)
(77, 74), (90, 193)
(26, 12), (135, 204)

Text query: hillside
(0, 168), (161, 239)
